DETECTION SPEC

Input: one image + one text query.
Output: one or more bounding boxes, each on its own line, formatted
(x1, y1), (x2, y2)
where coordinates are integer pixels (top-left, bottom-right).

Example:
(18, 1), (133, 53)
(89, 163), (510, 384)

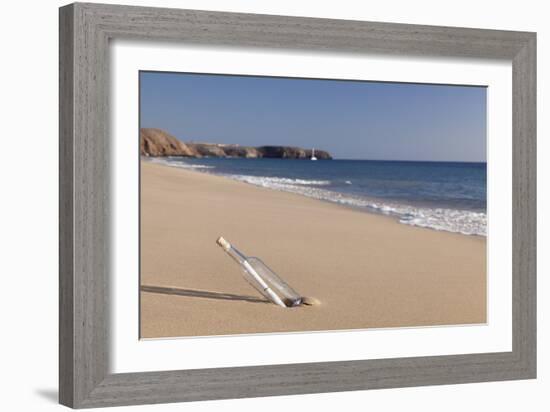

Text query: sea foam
(227, 175), (330, 187)
(225, 174), (486, 236)
(149, 157), (216, 169)
(146, 158), (486, 236)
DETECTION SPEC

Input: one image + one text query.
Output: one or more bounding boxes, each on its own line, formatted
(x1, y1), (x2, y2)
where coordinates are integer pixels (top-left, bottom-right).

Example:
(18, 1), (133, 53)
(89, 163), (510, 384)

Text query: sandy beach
(140, 161), (486, 338)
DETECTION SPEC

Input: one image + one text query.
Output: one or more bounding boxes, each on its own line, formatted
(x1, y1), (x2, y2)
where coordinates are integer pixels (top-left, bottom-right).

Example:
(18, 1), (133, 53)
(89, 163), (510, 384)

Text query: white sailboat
(310, 148), (318, 161)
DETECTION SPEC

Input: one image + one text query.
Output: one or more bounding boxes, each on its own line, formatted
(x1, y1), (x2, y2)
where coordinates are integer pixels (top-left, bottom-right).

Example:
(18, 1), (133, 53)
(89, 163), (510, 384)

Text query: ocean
(148, 157), (487, 236)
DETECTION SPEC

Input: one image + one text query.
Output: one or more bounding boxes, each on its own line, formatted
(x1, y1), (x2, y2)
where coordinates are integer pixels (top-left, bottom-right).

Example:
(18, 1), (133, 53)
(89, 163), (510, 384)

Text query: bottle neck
(225, 245), (247, 265)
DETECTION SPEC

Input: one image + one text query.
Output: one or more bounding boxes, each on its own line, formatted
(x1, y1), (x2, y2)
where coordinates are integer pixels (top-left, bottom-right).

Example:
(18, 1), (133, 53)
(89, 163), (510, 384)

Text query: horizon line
(332, 158), (487, 163)
(140, 128), (486, 164)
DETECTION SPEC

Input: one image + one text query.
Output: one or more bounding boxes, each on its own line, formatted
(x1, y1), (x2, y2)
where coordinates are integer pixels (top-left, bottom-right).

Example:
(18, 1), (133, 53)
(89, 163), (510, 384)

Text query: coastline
(146, 156), (487, 236)
(140, 161), (487, 338)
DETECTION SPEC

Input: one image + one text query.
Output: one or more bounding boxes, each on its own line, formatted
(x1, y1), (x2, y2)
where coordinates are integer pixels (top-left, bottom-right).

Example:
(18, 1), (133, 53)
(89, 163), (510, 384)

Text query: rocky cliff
(140, 128), (195, 157)
(218, 144), (262, 158)
(140, 128), (332, 159)
(257, 146), (331, 160)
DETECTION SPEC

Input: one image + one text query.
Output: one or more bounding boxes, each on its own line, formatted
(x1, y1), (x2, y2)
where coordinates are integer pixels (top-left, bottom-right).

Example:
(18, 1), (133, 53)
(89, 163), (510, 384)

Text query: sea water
(149, 157), (487, 236)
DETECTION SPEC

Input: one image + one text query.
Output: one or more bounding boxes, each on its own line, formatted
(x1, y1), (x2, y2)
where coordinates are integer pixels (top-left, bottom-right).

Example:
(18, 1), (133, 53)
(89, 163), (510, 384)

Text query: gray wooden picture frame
(59, 2), (536, 408)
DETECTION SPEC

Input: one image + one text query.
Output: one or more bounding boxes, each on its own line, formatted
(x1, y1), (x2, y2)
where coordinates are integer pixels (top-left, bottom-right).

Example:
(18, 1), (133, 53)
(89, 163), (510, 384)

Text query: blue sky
(140, 71), (486, 162)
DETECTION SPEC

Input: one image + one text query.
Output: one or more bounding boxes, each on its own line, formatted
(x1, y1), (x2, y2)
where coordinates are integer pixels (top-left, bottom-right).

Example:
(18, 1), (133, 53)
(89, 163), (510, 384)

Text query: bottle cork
(216, 236), (231, 251)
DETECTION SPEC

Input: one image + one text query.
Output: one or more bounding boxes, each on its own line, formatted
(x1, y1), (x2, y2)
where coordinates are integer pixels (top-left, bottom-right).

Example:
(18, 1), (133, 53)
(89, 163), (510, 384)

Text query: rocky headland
(140, 128), (332, 160)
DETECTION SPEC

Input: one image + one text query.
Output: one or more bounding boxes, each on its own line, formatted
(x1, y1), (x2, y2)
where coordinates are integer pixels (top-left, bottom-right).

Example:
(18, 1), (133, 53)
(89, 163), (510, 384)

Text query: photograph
(139, 71), (487, 339)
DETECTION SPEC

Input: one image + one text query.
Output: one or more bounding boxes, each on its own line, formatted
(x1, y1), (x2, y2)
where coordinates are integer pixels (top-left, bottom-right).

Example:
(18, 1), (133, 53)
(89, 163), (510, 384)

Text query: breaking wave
(149, 157), (215, 170)
(226, 175), (330, 187)
(145, 158), (486, 236)
(225, 174), (486, 236)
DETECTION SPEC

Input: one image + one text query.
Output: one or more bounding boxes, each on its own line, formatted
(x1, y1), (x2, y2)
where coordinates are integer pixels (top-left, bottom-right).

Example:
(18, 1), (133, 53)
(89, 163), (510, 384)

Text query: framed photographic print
(59, 2), (536, 408)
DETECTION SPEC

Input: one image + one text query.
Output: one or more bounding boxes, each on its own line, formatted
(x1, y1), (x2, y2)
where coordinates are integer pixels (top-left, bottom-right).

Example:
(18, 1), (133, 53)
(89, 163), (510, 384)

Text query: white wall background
(0, 0), (546, 411)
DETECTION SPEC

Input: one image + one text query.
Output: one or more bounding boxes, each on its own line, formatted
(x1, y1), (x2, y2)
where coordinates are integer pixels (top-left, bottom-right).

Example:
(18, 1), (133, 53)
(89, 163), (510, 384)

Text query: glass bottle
(216, 237), (303, 308)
